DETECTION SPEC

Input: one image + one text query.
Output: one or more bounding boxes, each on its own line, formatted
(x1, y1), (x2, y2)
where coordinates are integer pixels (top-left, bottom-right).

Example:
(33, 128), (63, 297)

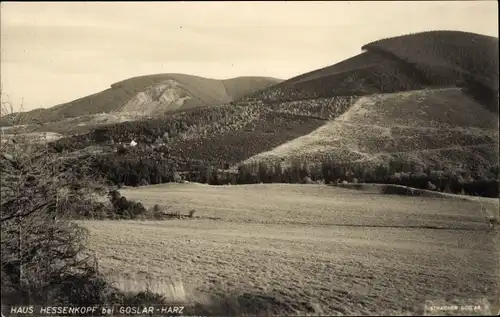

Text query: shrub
(107, 190), (148, 219)
(303, 176), (314, 184)
(150, 204), (167, 220)
(173, 172), (183, 183)
(426, 181), (437, 190)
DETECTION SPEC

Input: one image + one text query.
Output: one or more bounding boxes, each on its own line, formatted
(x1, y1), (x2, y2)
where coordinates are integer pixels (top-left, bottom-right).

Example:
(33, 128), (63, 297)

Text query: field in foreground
(83, 184), (500, 315)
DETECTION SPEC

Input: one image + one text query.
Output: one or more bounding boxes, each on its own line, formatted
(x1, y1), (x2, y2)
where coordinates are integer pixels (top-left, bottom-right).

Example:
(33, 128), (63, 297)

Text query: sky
(1, 1), (498, 111)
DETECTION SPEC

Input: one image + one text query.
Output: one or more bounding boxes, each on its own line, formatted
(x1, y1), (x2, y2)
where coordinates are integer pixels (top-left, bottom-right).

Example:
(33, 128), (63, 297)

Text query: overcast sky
(1, 1), (498, 110)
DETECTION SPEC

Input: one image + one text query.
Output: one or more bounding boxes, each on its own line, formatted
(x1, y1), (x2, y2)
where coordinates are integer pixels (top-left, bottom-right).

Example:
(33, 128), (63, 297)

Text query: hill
(244, 30), (498, 109)
(49, 30), (499, 195)
(7, 74), (283, 126)
(362, 30), (499, 112)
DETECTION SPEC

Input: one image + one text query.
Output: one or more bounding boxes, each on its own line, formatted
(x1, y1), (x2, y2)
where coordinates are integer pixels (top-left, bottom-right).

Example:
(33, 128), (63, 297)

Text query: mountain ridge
(3, 74), (283, 126)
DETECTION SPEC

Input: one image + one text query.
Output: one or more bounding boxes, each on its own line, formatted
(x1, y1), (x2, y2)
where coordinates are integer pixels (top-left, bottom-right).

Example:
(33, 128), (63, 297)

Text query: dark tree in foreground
(0, 95), (116, 305)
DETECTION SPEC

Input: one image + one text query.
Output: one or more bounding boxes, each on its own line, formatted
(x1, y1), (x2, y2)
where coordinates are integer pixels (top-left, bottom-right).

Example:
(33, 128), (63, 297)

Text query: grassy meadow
(82, 183), (500, 315)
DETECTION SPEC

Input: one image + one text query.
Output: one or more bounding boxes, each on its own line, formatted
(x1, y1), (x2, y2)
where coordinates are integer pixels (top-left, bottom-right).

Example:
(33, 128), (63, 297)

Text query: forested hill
(362, 30), (499, 112)
(48, 30), (499, 197)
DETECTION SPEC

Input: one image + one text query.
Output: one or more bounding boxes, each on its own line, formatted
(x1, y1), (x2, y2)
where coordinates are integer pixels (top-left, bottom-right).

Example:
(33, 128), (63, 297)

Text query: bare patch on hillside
(244, 88), (499, 167)
(121, 80), (193, 116)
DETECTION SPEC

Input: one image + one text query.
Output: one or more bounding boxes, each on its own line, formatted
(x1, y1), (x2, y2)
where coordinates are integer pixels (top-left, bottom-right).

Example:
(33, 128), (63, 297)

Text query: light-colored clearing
(121, 80), (191, 115)
(0, 131), (63, 143)
(83, 183), (500, 316)
(243, 88), (498, 166)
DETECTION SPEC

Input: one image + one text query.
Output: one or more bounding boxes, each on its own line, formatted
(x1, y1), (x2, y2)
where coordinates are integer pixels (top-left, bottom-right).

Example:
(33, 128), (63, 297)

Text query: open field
(83, 183), (499, 315)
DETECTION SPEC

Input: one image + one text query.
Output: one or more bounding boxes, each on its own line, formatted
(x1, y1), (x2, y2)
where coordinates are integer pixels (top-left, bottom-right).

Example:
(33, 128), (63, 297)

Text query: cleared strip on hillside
(243, 88), (499, 168)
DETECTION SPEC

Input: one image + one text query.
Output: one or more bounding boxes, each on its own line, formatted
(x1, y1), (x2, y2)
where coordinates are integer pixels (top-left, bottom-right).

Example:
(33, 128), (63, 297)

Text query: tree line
(85, 153), (499, 198)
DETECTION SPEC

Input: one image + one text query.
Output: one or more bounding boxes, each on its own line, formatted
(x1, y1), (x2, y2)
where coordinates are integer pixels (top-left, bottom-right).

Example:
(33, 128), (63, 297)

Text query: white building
(130, 140), (137, 147)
